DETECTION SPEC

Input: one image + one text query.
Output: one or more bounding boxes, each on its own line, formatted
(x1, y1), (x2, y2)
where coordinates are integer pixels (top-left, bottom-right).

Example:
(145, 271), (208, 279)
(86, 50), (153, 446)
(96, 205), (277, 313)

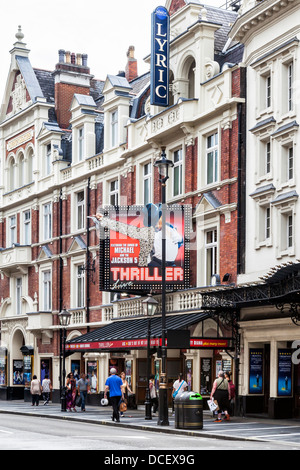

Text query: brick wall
(55, 83), (90, 129)
(169, 0), (186, 16)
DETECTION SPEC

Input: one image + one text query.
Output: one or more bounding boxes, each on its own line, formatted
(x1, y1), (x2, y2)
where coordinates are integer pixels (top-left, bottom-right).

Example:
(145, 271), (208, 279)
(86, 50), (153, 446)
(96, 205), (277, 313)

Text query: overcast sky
(0, 0), (223, 101)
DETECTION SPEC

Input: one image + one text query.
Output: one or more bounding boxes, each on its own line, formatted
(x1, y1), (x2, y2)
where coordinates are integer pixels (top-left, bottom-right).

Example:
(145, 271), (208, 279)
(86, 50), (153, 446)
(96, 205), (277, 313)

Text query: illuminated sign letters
(150, 6), (170, 107)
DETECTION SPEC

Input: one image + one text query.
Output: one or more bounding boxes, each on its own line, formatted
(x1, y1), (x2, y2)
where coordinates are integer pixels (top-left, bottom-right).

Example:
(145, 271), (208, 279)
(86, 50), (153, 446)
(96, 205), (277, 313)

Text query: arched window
(18, 151), (25, 187)
(188, 60), (196, 99)
(26, 146), (34, 184)
(8, 155), (16, 191)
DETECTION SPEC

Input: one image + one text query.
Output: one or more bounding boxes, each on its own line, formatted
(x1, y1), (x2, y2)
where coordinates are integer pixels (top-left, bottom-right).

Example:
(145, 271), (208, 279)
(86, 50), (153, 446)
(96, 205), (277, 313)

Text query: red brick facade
(169, 0), (186, 16)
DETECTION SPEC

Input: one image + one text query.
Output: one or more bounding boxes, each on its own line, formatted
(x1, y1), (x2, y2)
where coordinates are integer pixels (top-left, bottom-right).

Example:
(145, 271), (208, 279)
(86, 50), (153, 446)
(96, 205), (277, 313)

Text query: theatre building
(0, 0), (246, 408)
(61, 0), (245, 406)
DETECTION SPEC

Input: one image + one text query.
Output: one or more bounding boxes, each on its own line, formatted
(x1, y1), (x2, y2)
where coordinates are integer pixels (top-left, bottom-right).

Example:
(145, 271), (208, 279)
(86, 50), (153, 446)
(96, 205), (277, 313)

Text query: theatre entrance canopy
(66, 312), (235, 353)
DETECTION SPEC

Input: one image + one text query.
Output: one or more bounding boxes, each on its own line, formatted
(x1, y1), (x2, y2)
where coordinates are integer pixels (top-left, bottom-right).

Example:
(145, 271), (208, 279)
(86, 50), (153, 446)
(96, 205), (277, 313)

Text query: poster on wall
(87, 362), (98, 394)
(13, 360), (24, 385)
(71, 361), (80, 383)
(23, 356), (32, 387)
(249, 349), (263, 394)
(0, 355), (7, 386)
(278, 349), (292, 396)
(99, 204), (190, 294)
(200, 358), (212, 395)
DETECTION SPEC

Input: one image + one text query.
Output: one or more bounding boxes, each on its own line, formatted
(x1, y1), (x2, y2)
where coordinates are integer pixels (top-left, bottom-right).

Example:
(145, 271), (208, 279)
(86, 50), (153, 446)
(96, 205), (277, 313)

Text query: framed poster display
(87, 361), (98, 393)
(278, 349), (292, 396)
(99, 204), (191, 295)
(200, 358), (212, 395)
(249, 349), (263, 394)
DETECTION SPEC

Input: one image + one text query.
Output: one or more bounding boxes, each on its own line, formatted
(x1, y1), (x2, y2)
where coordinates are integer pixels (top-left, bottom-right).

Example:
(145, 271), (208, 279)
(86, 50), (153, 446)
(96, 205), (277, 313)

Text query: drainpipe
(86, 178), (91, 332)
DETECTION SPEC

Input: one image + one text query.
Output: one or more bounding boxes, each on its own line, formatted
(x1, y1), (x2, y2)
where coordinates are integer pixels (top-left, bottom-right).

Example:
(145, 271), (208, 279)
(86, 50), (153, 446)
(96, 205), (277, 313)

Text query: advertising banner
(99, 204), (190, 294)
(150, 6), (170, 107)
(66, 337), (229, 352)
(249, 348), (263, 394)
(278, 349), (292, 396)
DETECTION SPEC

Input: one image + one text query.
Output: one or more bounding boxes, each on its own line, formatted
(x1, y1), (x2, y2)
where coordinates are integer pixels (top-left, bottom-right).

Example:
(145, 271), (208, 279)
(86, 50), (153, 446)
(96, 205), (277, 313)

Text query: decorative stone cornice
(230, 0), (298, 44)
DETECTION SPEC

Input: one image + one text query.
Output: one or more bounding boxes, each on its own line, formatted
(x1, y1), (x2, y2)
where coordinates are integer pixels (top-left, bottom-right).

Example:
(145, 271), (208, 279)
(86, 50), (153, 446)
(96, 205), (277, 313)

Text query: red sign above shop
(66, 337), (230, 351)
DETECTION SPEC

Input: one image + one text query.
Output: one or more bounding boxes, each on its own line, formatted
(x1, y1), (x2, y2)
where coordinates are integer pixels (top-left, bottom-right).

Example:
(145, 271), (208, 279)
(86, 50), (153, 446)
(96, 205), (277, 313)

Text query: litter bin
(174, 391), (203, 430)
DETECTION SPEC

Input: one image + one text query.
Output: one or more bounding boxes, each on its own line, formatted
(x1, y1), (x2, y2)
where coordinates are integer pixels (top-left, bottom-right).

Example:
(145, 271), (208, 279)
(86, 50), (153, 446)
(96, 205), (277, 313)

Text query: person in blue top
(104, 368), (124, 422)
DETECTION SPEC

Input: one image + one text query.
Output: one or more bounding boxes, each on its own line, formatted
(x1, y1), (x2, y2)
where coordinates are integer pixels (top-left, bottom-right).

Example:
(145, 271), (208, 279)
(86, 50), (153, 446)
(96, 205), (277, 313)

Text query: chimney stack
(53, 49), (92, 129)
(125, 46), (138, 82)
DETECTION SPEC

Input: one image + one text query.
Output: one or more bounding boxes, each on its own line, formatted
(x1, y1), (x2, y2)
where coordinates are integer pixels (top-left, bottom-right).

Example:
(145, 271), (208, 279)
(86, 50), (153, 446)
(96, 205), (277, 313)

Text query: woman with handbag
(171, 373), (187, 415)
(119, 372), (133, 417)
(66, 373), (77, 412)
(210, 370), (231, 422)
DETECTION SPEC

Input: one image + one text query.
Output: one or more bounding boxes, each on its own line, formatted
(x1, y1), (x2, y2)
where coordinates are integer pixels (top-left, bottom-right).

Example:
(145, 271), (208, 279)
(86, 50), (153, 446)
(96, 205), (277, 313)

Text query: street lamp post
(142, 294), (158, 420)
(58, 308), (71, 412)
(154, 147), (174, 426)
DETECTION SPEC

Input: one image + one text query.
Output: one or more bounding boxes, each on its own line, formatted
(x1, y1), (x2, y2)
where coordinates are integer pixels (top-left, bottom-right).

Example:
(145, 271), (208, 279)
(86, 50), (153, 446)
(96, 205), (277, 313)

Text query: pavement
(1, 399), (300, 446)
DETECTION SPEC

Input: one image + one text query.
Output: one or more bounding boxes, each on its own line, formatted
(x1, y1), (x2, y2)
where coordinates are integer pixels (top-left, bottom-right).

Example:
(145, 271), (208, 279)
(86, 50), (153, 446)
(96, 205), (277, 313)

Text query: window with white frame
(205, 228), (218, 285)
(43, 203), (52, 240)
(266, 74), (271, 108)
(265, 141), (271, 175)
(173, 149), (183, 197)
(16, 277), (22, 315)
(111, 109), (118, 147)
(143, 162), (152, 205)
(258, 139), (272, 178)
(287, 62), (293, 112)
(46, 144), (51, 176)
(206, 133), (218, 185)
(281, 144), (294, 184)
(76, 191), (85, 230)
(109, 179), (119, 206)
(280, 211), (293, 252)
(76, 265), (85, 308)
(258, 205), (271, 243)
(43, 270), (51, 311)
(23, 210), (31, 245)
(9, 215), (17, 246)
(78, 127), (84, 161)
(288, 146), (294, 181)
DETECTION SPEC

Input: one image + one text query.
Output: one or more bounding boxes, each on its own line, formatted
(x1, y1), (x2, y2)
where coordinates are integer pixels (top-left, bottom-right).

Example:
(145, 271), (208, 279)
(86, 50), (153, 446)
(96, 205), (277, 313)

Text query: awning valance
(66, 312), (231, 352)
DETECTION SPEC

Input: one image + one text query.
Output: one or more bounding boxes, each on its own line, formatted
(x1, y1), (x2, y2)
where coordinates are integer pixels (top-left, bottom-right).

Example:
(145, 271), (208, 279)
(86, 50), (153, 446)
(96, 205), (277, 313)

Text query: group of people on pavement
(30, 374), (52, 406)
(30, 367), (235, 422)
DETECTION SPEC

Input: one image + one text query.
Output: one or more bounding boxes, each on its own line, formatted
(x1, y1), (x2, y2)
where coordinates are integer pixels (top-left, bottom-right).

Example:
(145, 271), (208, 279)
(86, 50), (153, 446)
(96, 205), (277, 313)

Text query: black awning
(66, 312), (212, 352)
(20, 345), (34, 355)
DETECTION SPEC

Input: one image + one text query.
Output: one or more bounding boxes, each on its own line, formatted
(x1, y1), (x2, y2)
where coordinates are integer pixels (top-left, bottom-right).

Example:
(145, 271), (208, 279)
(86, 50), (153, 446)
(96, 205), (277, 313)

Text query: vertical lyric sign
(150, 6), (170, 107)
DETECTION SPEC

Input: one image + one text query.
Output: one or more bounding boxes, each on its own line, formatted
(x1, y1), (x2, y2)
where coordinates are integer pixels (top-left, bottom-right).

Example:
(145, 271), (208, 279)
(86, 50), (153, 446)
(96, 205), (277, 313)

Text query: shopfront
(66, 311), (236, 407)
(202, 263), (300, 418)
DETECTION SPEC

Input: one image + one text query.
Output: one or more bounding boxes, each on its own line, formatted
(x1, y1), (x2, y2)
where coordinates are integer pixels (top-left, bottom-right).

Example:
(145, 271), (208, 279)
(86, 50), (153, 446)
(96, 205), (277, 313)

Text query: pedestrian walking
(42, 374), (52, 405)
(172, 373), (187, 415)
(77, 373), (90, 412)
(225, 371), (236, 416)
(66, 372), (77, 412)
(119, 371), (133, 417)
(149, 374), (158, 415)
(104, 368), (124, 422)
(210, 370), (231, 422)
(30, 375), (42, 406)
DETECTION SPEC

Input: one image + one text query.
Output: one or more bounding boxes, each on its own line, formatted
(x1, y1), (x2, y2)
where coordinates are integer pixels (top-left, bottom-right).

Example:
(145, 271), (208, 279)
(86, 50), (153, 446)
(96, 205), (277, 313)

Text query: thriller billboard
(99, 204), (190, 294)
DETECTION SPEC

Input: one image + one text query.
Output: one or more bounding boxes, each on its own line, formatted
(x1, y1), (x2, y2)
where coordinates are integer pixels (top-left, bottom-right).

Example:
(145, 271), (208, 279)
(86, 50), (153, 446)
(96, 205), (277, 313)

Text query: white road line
(0, 429), (13, 434)
(206, 425), (300, 432)
(255, 432), (300, 439)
